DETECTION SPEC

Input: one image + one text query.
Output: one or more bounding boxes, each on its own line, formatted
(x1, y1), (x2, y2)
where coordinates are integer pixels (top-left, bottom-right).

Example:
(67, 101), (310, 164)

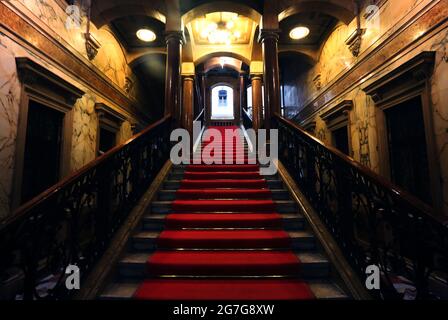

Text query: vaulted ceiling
(110, 16), (166, 49)
(92, 0), (356, 91)
(185, 11), (259, 64)
(279, 11), (338, 46)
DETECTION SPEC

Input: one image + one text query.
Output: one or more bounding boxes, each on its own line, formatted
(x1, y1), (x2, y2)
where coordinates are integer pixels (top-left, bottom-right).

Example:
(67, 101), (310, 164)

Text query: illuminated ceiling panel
(190, 12), (254, 45)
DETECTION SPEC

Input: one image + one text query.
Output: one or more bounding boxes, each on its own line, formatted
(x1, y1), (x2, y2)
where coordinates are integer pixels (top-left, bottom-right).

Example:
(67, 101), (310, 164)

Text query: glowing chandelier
(200, 13), (242, 45)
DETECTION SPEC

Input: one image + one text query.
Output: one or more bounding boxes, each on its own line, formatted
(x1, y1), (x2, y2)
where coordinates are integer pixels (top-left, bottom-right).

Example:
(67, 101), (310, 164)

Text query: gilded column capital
(258, 29), (281, 43)
(165, 30), (185, 45)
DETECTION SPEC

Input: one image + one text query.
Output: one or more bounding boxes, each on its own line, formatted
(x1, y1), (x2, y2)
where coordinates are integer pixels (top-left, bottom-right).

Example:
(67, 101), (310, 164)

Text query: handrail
(242, 108), (252, 120)
(194, 74), (205, 120)
(0, 115), (172, 300)
(242, 108), (253, 129)
(194, 108), (205, 123)
(275, 114), (436, 219)
(2, 115), (171, 228)
(273, 113), (448, 299)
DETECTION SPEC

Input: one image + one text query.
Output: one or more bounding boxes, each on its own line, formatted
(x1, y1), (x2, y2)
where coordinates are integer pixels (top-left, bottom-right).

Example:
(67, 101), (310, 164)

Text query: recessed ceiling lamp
(289, 26), (310, 40)
(136, 29), (156, 42)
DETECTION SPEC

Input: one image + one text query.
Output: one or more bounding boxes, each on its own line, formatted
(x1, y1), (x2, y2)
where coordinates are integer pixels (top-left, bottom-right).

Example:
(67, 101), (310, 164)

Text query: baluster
(96, 162), (113, 247)
(335, 158), (354, 245)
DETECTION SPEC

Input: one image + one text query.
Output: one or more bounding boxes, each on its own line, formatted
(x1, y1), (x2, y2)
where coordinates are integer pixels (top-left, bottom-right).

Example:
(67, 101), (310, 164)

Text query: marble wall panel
(0, 1), (147, 218)
(287, 0), (448, 214)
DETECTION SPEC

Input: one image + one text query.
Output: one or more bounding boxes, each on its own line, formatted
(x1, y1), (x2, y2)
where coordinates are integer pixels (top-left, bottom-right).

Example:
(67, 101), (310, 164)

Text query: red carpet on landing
(147, 251), (301, 276)
(134, 279), (314, 300)
(133, 126), (315, 300)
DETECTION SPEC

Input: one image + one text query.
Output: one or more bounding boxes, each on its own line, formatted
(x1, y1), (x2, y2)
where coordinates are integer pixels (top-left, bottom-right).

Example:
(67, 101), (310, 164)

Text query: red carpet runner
(134, 126), (315, 300)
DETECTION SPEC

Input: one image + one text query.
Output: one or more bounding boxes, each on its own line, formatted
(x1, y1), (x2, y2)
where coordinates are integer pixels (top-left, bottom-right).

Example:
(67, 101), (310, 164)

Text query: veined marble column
(259, 29), (281, 130)
(250, 74), (263, 132)
(164, 31), (183, 126)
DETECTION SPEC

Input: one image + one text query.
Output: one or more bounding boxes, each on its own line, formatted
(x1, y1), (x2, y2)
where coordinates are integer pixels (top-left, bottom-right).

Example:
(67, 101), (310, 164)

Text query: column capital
(165, 30), (185, 45)
(258, 29), (281, 43)
(182, 76), (194, 81)
(181, 62), (195, 77)
(250, 74), (263, 81)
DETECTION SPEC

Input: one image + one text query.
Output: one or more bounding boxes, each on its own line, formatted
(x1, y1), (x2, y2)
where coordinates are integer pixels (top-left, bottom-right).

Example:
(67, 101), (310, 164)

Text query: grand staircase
(100, 126), (348, 300)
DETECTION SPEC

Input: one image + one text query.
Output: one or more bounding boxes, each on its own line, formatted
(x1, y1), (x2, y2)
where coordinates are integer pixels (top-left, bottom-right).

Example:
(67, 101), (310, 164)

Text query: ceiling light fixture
(200, 12), (242, 45)
(136, 29), (156, 42)
(289, 26), (310, 40)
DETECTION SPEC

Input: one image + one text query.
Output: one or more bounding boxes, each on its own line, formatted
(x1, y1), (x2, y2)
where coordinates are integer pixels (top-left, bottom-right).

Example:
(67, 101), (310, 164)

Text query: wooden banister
(0, 115), (173, 300)
(273, 112), (448, 299)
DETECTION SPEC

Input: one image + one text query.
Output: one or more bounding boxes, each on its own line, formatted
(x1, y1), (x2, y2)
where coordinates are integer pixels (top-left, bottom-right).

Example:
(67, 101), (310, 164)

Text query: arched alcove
(211, 85), (234, 120)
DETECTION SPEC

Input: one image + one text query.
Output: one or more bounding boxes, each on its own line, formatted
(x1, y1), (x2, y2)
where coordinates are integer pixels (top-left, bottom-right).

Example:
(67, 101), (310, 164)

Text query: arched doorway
(211, 85), (234, 120)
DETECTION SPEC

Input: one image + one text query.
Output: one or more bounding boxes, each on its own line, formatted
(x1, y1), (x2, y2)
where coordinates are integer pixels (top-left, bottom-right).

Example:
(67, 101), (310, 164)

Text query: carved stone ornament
(84, 32), (101, 60)
(313, 74), (322, 90)
(345, 28), (365, 57)
(124, 77), (134, 94)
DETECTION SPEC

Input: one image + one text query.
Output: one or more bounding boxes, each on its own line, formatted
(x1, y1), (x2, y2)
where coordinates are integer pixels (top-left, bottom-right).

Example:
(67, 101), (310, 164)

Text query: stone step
(173, 162), (272, 169)
(131, 230), (315, 252)
(157, 189), (290, 201)
(150, 200), (297, 214)
(141, 213), (305, 231)
(164, 179), (284, 190)
(117, 252), (330, 279)
(168, 172), (278, 181)
(99, 280), (348, 300)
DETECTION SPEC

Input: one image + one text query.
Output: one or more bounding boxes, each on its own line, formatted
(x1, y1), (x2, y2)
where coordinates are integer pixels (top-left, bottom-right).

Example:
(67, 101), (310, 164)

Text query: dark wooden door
(332, 126), (349, 155)
(385, 96), (431, 204)
(98, 127), (116, 156)
(21, 100), (64, 203)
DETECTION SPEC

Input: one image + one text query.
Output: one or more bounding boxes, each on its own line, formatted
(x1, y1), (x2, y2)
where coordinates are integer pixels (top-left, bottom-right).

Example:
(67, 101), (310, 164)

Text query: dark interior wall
(132, 54), (166, 121)
(279, 53), (313, 117)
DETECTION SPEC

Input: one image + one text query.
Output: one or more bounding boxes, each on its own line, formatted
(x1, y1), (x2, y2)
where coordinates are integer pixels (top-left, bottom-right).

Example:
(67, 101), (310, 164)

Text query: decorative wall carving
(313, 74), (322, 91)
(345, 28), (365, 58)
(84, 32), (101, 61)
(357, 120), (371, 167)
(124, 77), (134, 94)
